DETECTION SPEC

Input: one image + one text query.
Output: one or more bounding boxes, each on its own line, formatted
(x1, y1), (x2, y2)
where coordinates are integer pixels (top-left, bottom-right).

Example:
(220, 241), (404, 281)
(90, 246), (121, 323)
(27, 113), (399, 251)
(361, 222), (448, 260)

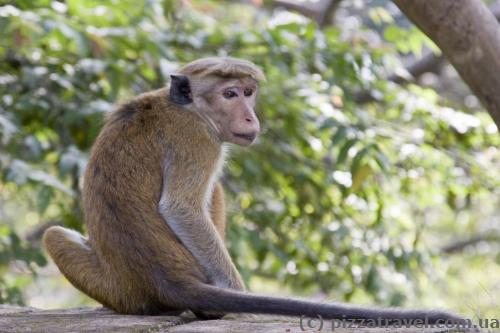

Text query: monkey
(42, 57), (465, 324)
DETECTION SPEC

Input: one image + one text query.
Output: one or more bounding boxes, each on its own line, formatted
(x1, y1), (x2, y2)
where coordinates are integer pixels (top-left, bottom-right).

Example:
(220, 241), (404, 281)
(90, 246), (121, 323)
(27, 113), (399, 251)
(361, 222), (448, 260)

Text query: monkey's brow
(221, 82), (258, 90)
(222, 86), (242, 91)
(221, 76), (258, 85)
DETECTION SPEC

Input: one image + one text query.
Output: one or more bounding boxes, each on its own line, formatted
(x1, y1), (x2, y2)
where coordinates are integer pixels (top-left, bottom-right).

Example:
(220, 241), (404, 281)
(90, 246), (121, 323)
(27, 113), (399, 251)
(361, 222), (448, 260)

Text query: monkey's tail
(181, 284), (466, 325)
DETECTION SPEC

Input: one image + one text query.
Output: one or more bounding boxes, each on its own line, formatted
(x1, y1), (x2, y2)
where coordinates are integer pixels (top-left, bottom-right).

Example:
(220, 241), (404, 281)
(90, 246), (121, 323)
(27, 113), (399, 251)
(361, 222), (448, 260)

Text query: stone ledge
(0, 305), (479, 333)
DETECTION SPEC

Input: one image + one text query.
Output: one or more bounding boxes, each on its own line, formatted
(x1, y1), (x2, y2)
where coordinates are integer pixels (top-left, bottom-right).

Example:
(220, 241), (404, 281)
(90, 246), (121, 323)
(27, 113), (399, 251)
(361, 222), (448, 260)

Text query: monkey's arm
(160, 201), (244, 290)
(159, 178), (244, 291)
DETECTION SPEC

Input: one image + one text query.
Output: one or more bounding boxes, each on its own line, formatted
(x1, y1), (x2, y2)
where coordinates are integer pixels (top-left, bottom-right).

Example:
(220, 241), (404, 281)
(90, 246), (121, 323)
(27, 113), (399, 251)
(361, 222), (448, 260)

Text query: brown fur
(45, 88), (212, 314)
(210, 182), (226, 240)
(178, 57), (265, 81)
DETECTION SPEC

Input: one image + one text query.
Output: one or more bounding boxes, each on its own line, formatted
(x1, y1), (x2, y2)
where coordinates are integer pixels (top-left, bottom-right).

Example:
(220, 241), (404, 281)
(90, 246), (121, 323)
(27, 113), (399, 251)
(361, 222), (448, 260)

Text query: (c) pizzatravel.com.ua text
(298, 315), (499, 331)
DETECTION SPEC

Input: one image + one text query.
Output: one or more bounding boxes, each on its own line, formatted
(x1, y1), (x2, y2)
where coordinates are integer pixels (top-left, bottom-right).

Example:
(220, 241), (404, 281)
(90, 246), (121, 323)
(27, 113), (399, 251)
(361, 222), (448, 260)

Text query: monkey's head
(169, 57), (265, 146)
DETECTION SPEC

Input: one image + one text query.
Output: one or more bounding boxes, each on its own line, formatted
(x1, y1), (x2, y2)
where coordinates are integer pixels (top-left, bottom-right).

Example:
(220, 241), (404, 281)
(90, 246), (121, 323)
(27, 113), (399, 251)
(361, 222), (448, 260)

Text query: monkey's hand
(219, 265), (245, 291)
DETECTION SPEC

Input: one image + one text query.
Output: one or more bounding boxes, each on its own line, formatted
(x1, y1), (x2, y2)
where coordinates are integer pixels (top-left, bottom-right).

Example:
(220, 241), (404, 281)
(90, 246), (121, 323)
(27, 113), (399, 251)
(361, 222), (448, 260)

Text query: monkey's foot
(191, 310), (225, 320)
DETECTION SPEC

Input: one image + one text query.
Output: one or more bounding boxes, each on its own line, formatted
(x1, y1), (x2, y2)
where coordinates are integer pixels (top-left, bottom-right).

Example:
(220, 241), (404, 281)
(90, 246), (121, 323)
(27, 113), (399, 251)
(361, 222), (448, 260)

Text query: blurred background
(0, 0), (499, 321)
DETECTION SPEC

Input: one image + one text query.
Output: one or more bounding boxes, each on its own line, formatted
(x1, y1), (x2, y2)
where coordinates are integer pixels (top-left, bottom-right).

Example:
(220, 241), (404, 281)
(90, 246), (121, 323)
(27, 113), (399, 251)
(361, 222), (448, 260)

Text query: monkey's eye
(243, 88), (253, 97)
(223, 90), (238, 99)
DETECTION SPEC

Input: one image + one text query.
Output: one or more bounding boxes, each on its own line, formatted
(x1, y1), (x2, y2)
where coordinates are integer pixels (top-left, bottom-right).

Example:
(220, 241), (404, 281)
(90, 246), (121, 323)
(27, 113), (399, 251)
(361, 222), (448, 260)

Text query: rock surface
(0, 305), (479, 333)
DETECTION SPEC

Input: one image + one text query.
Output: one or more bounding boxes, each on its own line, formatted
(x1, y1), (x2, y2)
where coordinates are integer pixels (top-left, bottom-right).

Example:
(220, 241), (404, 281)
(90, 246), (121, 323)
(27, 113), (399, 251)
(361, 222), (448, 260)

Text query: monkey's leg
(44, 226), (186, 315)
(210, 182), (226, 240)
(42, 226), (119, 312)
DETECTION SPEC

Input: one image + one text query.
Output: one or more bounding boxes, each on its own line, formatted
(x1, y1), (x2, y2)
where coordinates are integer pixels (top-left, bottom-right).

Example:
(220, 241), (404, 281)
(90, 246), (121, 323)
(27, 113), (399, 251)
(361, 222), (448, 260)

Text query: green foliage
(0, 225), (47, 305)
(0, 0), (498, 309)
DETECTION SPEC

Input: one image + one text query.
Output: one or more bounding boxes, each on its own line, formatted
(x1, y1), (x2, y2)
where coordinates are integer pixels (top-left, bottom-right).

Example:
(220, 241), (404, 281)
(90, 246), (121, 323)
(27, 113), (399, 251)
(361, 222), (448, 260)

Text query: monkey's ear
(170, 74), (193, 105)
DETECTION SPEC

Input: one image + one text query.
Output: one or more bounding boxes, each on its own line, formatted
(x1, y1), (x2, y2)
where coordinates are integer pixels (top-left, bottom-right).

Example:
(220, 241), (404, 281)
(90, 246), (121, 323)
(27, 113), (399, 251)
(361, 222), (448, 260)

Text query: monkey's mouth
(233, 132), (257, 142)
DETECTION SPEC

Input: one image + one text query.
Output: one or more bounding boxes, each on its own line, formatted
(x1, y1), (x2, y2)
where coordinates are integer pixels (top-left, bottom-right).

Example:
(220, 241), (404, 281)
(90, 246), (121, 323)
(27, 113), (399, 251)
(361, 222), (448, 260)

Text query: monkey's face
(170, 75), (260, 146)
(207, 77), (260, 146)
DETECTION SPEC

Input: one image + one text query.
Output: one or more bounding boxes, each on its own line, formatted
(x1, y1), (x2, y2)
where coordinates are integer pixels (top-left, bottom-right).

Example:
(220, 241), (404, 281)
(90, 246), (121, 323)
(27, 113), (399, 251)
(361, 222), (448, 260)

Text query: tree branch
(392, 0), (500, 129)
(387, 53), (446, 85)
(357, 4), (500, 106)
(441, 232), (500, 254)
(273, 0), (342, 26)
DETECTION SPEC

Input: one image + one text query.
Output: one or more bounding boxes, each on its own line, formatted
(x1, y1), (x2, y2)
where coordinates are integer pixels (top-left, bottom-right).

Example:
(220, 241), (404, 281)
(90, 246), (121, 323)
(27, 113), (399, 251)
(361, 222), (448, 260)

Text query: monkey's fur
(44, 57), (464, 323)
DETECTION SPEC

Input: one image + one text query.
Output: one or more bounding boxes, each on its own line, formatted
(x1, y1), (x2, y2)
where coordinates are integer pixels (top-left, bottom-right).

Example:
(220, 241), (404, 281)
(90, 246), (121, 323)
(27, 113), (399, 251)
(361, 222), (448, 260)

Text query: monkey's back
(81, 89), (210, 311)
